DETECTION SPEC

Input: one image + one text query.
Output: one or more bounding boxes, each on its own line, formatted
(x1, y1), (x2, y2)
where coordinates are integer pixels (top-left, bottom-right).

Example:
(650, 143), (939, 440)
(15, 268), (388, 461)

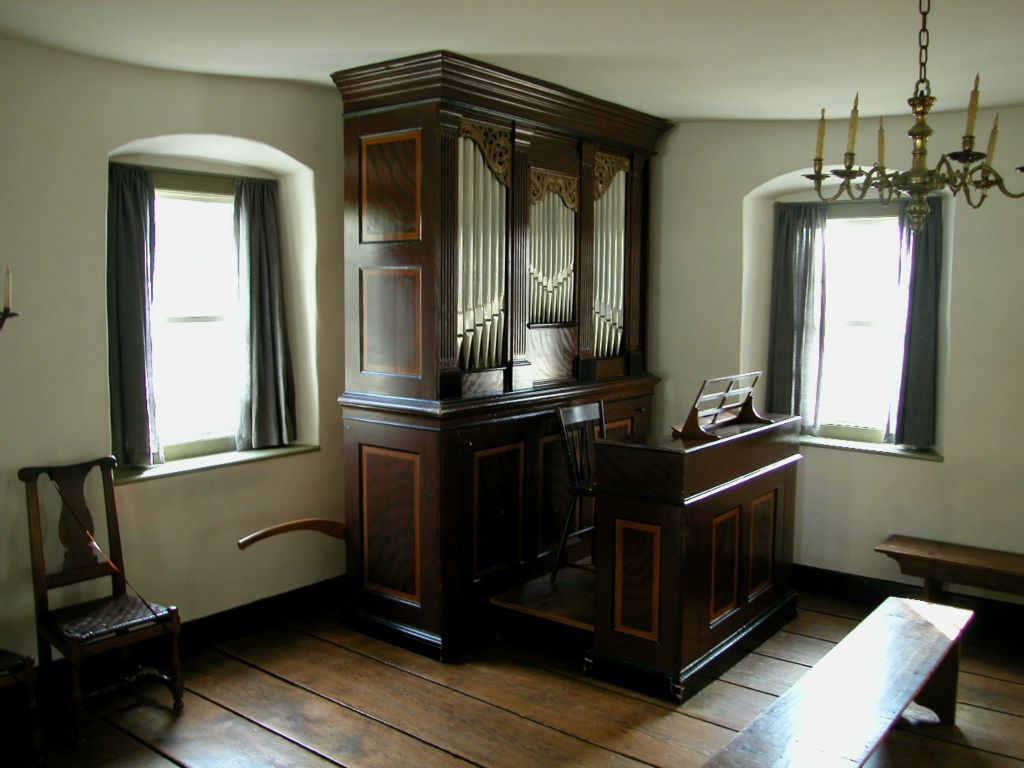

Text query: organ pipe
(592, 160), (628, 358)
(457, 134), (507, 370)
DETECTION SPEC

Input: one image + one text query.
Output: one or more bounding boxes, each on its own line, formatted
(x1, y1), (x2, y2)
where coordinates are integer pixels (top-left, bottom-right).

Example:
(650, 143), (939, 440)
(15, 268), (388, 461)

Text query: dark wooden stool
(0, 648), (43, 764)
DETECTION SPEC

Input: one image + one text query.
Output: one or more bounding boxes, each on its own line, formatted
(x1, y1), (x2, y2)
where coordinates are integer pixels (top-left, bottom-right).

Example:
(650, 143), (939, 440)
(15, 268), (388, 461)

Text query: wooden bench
(704, 597), (973, 767)
(876, 534), (1024, 601)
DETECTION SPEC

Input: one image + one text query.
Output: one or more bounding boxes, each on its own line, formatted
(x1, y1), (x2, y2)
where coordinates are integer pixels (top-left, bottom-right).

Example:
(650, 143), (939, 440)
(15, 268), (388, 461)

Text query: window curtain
(107, 164), (162, 468)
(766, 202), (827, 435)
(894, 200), (943, 448)
(235, 178), (296, 450)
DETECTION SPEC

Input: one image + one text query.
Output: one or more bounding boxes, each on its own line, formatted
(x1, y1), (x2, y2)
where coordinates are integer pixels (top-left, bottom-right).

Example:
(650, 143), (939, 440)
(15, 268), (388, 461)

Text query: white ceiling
(1, 0), (1023, 122)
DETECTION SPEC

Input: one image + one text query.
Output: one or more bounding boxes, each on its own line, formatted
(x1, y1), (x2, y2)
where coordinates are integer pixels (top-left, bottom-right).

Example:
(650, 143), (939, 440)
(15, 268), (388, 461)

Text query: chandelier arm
(960, 178), (986, 209)
(876, 174), (897, 204)
(932, 155), (961, 194)
(977, 167), (1024, 200)
(814, 177), (854, 203)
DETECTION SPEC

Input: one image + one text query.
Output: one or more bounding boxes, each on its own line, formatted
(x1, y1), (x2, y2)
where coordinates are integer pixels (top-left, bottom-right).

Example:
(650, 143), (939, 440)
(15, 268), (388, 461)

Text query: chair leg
(551, 494), (579, 584)
(68, 654), (83, 743)
(169, 629), (184, 710)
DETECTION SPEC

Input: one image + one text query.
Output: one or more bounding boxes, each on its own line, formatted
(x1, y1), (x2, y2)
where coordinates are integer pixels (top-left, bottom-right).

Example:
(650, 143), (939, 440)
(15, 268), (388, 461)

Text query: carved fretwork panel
(594, 152), (630, 201)
(529, 169), (579, 211)
(459, 120), (512, 187)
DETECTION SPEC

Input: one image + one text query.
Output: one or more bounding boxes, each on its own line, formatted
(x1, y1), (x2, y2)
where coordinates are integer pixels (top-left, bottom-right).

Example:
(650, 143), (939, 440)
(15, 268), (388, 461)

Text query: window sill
(799, 436), (943, 462)
(114, 444), (319, 485)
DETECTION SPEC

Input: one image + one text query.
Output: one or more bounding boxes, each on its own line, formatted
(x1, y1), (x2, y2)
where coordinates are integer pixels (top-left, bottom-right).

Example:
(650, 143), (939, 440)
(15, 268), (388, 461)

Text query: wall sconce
(1, 265), (19, 330)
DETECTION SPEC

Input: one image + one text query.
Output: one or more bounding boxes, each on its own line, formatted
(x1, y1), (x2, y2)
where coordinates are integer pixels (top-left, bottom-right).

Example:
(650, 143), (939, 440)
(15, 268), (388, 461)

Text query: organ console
(588, 375), (801, 700)
(332, 51), (670, 656)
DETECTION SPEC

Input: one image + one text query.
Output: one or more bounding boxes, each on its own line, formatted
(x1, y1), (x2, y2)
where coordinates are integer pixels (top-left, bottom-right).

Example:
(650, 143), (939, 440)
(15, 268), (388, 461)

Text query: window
(151, 182), (241, 458)
(767, 200), (942, 449)
(815, 214), (906, 441)
(107, 163), (296, 469)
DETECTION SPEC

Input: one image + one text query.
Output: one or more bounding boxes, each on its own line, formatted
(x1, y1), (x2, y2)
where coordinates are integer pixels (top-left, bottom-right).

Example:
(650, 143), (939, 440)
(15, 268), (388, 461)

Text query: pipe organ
(334, 52), (671, 656)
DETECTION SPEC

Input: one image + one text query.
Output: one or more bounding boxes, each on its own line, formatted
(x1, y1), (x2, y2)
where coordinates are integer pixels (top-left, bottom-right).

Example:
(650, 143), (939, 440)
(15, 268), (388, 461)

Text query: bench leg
(915, 639), (961, 725)
(923, 577), (943, 602)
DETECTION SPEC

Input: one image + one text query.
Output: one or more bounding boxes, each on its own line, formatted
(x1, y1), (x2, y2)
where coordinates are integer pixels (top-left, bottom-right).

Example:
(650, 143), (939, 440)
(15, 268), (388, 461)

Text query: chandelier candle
(965, 74), (980, 138)
(986, 115), (999, 166)
(878, 117), (886, 169)
(815, 109), (826, 159)
(846, 94), (859, 156)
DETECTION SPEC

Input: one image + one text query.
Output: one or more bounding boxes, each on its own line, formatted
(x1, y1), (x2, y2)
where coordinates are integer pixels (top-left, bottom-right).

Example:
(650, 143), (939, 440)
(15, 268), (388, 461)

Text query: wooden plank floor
(40, 592), (1024, 767)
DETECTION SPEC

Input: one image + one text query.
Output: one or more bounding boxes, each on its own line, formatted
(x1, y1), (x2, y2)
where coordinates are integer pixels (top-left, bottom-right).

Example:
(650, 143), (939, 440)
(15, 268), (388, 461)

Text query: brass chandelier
(806, 0), (1024, 230)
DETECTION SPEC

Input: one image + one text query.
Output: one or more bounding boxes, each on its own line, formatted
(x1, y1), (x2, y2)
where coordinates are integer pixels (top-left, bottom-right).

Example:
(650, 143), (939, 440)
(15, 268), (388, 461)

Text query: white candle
(986, 114), (999, 166)
(877, 117), (885, 168)
(966, 73), (980, 137)
(3, 265), (10, 311)
(846, 94), (859, 155)
(815, 108), (826, 159)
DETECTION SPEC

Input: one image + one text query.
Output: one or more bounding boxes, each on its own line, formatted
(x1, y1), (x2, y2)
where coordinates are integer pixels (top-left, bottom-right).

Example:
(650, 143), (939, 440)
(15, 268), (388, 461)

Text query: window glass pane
(817, 216), (905, 432)
(152, 320), (243, 445)
(152, 192), (242, 447)
(153, 195), (236, 319)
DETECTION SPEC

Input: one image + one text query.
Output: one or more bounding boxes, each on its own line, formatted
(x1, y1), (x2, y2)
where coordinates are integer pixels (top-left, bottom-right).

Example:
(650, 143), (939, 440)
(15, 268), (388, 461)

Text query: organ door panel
(343, 105), (439, 402)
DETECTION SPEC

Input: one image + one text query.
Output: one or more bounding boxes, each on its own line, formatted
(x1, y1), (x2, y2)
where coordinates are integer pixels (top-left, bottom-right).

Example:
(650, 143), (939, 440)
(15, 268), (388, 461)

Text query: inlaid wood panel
(711, 507), (740, 623)
(473, 443), (525, 577)
(361, 130), (421, 242)
(362, 445), (421, 603)
(749, 491), (776, 598)
(361, 267), (421, 376)
(614, 519), (660, 641)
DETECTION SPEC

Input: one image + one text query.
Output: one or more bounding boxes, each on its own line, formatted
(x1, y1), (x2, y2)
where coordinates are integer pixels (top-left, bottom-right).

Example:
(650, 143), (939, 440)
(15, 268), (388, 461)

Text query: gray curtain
(895, 200), (943, 448)
(766, 202), (827, 434)
(235, 178), (296, 449)
(107, 164), (162, 468)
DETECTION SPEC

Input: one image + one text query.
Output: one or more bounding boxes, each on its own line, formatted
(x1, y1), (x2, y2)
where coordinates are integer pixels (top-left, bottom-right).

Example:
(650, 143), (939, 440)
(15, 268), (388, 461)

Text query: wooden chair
(18, 456), (183, 723)
(551, 402), (606, 583)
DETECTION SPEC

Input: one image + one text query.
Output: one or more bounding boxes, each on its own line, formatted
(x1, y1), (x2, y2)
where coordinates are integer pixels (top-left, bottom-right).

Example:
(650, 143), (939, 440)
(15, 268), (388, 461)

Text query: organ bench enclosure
(334, 52), (670, 654)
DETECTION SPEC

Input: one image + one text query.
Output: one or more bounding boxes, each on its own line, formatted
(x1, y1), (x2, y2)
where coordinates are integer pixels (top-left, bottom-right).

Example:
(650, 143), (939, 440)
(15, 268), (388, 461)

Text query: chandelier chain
(916, 0), (931, 97)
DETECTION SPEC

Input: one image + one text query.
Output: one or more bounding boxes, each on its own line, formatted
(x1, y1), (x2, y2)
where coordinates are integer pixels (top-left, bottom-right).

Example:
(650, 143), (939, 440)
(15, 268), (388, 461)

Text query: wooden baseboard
(793, 564), (1024, 650)
(179, 575), (346, 656)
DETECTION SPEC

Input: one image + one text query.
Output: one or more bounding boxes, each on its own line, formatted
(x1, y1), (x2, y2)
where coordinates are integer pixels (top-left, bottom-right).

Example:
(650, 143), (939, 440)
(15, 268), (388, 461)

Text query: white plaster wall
(0, 39), (347, 656)
(651, 105), (1024, 590)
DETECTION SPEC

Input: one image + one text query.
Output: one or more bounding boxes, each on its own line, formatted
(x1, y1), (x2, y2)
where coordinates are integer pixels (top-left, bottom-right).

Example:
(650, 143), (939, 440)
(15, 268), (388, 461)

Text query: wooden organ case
(333, 52), (671, 656)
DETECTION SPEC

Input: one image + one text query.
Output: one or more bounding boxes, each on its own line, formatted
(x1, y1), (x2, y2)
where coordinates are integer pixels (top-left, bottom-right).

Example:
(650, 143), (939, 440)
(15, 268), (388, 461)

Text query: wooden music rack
(672, 371), (772, 440)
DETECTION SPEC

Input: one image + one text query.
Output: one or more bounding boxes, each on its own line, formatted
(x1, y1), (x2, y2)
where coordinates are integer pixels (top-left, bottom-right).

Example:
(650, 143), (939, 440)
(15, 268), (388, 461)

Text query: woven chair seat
(47, 593), (175, 643)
